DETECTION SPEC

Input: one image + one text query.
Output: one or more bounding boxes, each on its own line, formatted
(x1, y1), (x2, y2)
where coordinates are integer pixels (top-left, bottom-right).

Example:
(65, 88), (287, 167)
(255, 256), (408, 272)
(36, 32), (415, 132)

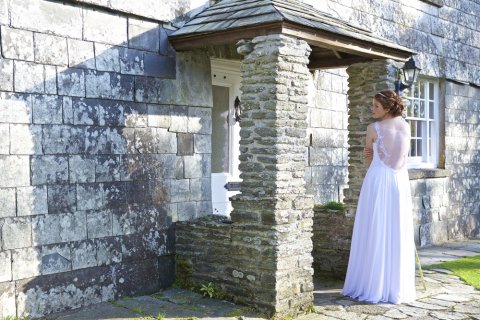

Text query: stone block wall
(176, 218), (275, 306)
(69, 0), (206, 23)
(306, 69), (349, 204)
(305, 0), (480, 242)
(307, 0), (480, 250)
(409, 171), (450, 246)
(0, 0), (212, 318)
(444, 82), (480, 239)
(307, 0), (480, 86)
(177, 34), (315, 318)
(312, 207), (353, 278)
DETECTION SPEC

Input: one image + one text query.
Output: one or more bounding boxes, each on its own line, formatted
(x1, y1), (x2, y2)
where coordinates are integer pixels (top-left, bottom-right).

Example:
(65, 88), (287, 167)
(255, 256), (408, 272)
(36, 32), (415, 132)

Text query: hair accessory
(377, 92), (388, 98)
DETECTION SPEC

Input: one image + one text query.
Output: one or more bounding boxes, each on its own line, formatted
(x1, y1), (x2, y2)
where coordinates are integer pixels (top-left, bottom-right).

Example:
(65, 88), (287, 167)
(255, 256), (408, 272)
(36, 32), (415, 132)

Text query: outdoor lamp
(394, 57), (421, 95)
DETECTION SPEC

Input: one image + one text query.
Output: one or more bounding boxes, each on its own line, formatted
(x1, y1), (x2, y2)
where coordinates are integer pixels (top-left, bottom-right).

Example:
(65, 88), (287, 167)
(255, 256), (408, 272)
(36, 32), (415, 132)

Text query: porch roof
(169, 0), (416, 69)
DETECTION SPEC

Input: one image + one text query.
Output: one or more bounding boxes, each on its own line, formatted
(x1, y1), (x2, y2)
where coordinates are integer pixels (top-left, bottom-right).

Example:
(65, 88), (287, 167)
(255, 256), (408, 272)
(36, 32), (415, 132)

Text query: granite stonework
(177, 34), (314, 318)
(311, 60), (398, 278)
(312, 206), (353, 278)
(306, 69), (349, 204)
(409, 171), (451, 246)
(69, 0), (204, 24)
(0, 0), (211, 318)
(307, 0), (480, 86)
(1, 0), (480, 318)
(306, 0), (480, 241)
(444, 82), (480, 240)
(306, 0), (480, 255)
(344, 60), (399, 210)
(310, 0), (480, 268)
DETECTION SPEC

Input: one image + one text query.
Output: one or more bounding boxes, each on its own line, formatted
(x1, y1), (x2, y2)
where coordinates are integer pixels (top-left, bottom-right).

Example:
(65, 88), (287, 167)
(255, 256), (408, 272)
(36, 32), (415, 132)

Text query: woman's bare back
(374, 117), (410, 170)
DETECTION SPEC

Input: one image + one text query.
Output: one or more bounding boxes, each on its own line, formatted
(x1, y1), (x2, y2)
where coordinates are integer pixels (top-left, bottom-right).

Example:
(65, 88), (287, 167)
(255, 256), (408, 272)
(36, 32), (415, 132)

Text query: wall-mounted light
(394, 57), (421, 95)
(234, 96), (241, 122)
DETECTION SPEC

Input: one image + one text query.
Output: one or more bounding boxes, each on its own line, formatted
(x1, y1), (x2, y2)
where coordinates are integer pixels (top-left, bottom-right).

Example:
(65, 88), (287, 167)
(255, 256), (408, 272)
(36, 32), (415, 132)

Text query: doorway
(210, 59), (241, 216)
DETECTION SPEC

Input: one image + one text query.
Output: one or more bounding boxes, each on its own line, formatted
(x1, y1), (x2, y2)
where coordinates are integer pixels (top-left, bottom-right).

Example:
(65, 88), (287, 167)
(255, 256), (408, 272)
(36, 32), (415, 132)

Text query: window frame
(403, 77), (440, 169)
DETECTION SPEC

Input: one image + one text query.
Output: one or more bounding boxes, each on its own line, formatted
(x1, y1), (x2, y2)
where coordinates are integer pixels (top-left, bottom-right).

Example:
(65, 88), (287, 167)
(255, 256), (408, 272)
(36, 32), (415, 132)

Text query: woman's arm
(364, 123), (375, 167)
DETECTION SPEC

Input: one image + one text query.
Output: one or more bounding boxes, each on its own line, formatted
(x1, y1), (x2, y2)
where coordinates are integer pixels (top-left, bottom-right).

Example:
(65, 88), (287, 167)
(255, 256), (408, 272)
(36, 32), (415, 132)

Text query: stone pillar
(230, 34), (314, 316)
(344, 60), (398, 213)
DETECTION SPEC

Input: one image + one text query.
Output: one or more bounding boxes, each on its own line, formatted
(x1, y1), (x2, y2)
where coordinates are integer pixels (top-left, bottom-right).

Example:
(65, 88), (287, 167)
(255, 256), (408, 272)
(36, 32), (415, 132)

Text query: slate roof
(170, 0), (415, 56)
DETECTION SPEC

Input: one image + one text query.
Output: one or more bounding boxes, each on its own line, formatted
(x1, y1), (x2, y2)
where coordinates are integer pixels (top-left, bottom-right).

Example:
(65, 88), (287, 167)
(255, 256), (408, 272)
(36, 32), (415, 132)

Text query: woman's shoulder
(367, 122), (377, 131)
(366, 122), (378, 142)
(399, 117), (410, 130)
(390, 116), (409, 128)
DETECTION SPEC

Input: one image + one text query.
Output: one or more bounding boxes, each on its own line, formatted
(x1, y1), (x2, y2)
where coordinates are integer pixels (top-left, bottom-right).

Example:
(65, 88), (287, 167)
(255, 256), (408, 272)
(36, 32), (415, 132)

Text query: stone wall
(409, 171), (450, 246)
(67, 0), (208, 23)
(312, 206), (352, 278)
(311, 77), (479, 275)
(177, 34), (314, 318)
(310, 60), (394, 278)
(305, 0), (480, 86)
(306, 69), (349, 204)
(0, 0), (212, 318)
(307, 0), (480, 245)
(444, 82), (480, 239)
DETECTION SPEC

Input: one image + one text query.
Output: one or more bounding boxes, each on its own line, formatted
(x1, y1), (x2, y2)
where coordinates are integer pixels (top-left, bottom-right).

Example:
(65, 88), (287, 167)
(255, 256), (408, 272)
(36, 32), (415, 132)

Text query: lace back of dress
(374, 120), (410, 170)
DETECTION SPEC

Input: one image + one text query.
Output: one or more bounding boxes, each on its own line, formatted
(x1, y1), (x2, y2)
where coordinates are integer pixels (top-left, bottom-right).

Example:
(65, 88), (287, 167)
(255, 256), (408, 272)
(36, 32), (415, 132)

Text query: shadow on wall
(0, 1), (213, 318)
(444, 84), (480, 240)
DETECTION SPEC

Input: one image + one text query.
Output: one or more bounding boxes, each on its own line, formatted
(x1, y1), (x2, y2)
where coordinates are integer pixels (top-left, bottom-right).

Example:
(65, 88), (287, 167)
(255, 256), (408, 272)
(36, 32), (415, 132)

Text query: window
(404, 78), (439, 168)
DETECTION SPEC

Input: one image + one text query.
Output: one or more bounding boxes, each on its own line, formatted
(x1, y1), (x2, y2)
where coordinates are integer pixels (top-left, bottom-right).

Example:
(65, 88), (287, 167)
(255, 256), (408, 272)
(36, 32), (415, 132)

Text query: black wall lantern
(234, 96), (241, 122)
(394, 57), (421, 95)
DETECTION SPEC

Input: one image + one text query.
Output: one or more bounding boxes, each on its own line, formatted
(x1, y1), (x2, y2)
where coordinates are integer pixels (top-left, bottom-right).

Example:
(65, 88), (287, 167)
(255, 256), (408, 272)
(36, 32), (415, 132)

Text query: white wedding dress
(342, 118), (416, 304)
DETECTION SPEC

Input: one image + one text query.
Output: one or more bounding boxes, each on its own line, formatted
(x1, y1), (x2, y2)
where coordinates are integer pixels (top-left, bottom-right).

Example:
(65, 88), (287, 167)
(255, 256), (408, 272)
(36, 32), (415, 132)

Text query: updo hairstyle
(374, 89), (405, 117)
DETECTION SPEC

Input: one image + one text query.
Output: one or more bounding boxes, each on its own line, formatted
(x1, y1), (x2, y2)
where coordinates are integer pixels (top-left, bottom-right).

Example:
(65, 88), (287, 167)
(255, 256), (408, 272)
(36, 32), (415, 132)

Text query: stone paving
(43, 240), (480, 320)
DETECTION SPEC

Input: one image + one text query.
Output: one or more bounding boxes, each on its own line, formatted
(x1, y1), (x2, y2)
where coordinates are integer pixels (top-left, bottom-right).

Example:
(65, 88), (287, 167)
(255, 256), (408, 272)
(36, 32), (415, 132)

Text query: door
(211, 59), (241, 216)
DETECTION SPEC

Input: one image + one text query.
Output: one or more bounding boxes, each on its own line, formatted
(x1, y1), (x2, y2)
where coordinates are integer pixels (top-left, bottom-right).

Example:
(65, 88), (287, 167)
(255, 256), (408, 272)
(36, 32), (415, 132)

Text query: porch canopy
(169, 0), (415, 68)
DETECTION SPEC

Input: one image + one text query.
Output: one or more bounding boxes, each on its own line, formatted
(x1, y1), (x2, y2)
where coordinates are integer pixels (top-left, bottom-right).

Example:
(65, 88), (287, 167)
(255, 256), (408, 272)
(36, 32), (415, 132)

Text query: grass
(181, 305), (203, 312)
(155, 312), (166, 320)
(316, 201), (345, 211)
(130, 306), (145, 315)
(109, 300), (125, 308)
(150, 292), (164, 299)
(226, 306), (256, 317)
(425, 254), (480, 290)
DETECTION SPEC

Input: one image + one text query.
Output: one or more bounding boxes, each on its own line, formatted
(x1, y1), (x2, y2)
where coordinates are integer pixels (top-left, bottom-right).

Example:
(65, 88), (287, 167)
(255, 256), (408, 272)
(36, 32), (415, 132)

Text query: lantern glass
(394, 57), (421, 95)
(403, 68), (415, 84)
(402, 57), (420, 85)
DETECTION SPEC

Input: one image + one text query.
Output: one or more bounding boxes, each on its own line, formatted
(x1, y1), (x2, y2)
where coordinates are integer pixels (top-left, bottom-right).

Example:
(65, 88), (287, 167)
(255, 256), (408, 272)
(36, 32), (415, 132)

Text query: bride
(341, 89), (417, 304)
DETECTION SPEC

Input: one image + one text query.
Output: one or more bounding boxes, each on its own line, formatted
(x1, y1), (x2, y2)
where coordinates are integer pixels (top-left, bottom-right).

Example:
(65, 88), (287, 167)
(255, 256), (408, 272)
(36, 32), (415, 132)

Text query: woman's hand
(364, 147), (373, 162)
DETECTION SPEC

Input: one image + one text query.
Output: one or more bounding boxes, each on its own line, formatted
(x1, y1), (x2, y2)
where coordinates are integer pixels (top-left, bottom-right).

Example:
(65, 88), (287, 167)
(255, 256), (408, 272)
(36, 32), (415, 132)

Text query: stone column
(344, 59), (398, 213)
(230, 34), (314, 317)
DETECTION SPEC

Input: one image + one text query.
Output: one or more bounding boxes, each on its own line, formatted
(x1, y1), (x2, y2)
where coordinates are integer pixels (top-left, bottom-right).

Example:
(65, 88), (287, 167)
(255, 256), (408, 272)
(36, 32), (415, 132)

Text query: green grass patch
(226, 306), (256, 317)
(182, 305), (203, 312)
(109, 300), (125, 308)
(150, 292), (164, 299)
(171, 294), (190, 300)
(155, 312), (166, 320)
(425, 254), (480, 290)
(129, 306), (145, 315)
(316, 201), (345, 211)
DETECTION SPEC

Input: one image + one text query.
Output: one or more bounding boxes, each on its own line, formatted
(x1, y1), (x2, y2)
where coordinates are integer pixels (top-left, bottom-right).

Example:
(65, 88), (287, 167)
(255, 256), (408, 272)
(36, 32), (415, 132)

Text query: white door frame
(211, 58), (242, 216)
